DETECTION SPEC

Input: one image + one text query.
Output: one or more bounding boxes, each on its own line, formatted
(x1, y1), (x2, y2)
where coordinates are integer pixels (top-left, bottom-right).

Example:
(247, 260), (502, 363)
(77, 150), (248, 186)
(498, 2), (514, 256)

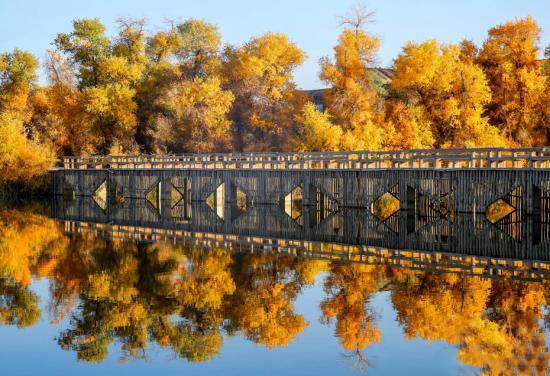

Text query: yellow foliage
(82, 83), (138, 152)
(381, 101), (435, 149)
(31, 83), (94, 156)
(293, 102), (343, 151)
(478, 16), (548, 145)
(457, 319), (513, 367)
(321, 264), (383, 351)
(158, 77), (234, 152)
(223, 33), (306, 151)
(392, 274), (491, 343)
(0, 209), (66, 286)
(393, 40), (508, 148)
(0, 113), (54, 185)
(320, 29), (384, 150)
(0, 49), (38, 122)
(177, 249), (236, 310)
(0, 279), (41, 328)
(228, 255), (309, 348)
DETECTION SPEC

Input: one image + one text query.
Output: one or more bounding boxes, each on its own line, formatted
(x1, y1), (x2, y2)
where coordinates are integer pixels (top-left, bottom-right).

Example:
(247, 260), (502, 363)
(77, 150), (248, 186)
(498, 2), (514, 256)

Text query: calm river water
(0, 203), (548, 375)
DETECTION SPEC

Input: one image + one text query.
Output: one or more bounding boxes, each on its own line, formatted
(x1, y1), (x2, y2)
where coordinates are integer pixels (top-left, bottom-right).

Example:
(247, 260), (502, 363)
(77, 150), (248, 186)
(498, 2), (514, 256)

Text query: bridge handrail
(58, 147), (550, 170)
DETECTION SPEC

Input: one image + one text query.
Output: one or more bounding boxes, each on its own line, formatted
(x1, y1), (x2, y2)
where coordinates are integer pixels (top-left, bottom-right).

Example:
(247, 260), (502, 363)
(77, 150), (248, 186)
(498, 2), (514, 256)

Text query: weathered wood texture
(52, 168), (550, 215)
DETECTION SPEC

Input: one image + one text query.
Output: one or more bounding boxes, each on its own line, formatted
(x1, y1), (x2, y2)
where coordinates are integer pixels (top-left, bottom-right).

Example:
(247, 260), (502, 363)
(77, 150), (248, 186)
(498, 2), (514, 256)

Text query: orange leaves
(0, 209), (66, 286)
(177, 249), (235, 310)
(234, 282), (308, 348)
(393, 40), (508, 148)
(478, 16), (548, 145)
(0, 113), (54, 185)
(321, 263), (383, 351)
(226, 255), (311, 348)
(319, 29), (384, 151)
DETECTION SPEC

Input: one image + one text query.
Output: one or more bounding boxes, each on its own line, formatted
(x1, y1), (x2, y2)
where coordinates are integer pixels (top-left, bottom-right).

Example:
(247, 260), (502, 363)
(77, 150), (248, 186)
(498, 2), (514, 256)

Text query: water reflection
(2, 204), (550, 374)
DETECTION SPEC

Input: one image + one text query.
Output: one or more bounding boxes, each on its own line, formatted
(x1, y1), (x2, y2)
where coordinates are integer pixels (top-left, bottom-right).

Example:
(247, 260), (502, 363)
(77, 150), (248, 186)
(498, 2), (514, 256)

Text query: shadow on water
(1, 197), (550, 374)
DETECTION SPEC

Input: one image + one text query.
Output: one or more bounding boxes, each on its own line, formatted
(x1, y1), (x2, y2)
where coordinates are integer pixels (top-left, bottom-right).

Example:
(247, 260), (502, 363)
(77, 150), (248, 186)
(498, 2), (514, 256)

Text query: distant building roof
(367, 67), (394, 83)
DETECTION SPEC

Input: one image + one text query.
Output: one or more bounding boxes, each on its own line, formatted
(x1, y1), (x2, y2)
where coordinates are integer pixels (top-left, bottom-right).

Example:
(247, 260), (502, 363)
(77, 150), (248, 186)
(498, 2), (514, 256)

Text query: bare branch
(341, 349), (373, 374)
(337, 3), (376, 34)
(44, 49), (77, 87)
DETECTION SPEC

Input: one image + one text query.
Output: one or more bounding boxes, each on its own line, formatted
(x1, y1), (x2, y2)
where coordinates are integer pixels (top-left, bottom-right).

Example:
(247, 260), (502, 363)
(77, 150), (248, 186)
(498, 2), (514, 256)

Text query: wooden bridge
(52, 147), (550, 217)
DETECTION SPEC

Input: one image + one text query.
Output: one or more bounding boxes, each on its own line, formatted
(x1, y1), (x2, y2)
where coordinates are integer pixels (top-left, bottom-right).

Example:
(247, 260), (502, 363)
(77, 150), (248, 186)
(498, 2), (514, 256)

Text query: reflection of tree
(0, 278), (40, 328)
(321, 263), (383, 360)
(0, 208), (68, 329)
(56, 240), (180, 362)
(52, 241), (238, 363)
(392, 273), (491, 343)
(226, 255), (324, 348)
(392, 272), (550, 375)
(4, 206), (550, 370)
(475, 280), (550, 376)
(0, 209), (67, 286)
(151, 246), (236, 362)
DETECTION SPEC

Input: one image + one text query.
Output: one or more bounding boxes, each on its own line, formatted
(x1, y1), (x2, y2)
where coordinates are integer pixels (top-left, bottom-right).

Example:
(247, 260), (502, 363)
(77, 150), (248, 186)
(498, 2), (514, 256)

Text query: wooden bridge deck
(58, 147), (550, 170)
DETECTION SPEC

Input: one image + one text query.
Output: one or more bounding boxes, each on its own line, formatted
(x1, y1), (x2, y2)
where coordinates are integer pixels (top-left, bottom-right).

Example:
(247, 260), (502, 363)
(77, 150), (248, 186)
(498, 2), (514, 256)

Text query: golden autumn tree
(222, 33), (306, 151)
(131, 25), (182, 152)
(0, 49), (38, 122)
(153, 20), (234, 153)
(54, 18), (142, 153)
(0, 113), (54, 185)
(292, 102), (343, 151)
(380, 100), (435, 150)
(392, 40), (508, 148)
(0, 50), (54, 184)
(478, 17), (548, 145)
(319, 18), (386, 151)
(30, 50), (93, 156)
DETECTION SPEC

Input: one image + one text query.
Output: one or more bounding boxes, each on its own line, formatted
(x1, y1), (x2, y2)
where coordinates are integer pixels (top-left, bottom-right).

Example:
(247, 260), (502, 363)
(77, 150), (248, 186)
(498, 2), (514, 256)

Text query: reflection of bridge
(52, 196), (550, 281)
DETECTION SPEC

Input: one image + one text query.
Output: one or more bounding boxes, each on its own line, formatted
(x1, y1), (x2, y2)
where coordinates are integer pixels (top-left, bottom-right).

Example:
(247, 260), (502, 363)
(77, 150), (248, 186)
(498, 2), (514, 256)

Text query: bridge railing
(59, 147), (550, 170)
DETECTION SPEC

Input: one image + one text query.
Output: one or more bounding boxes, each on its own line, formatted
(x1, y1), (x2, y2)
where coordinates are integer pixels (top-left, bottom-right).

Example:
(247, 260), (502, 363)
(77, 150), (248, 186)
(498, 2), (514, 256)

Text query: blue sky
(1, 0), (549, 89)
